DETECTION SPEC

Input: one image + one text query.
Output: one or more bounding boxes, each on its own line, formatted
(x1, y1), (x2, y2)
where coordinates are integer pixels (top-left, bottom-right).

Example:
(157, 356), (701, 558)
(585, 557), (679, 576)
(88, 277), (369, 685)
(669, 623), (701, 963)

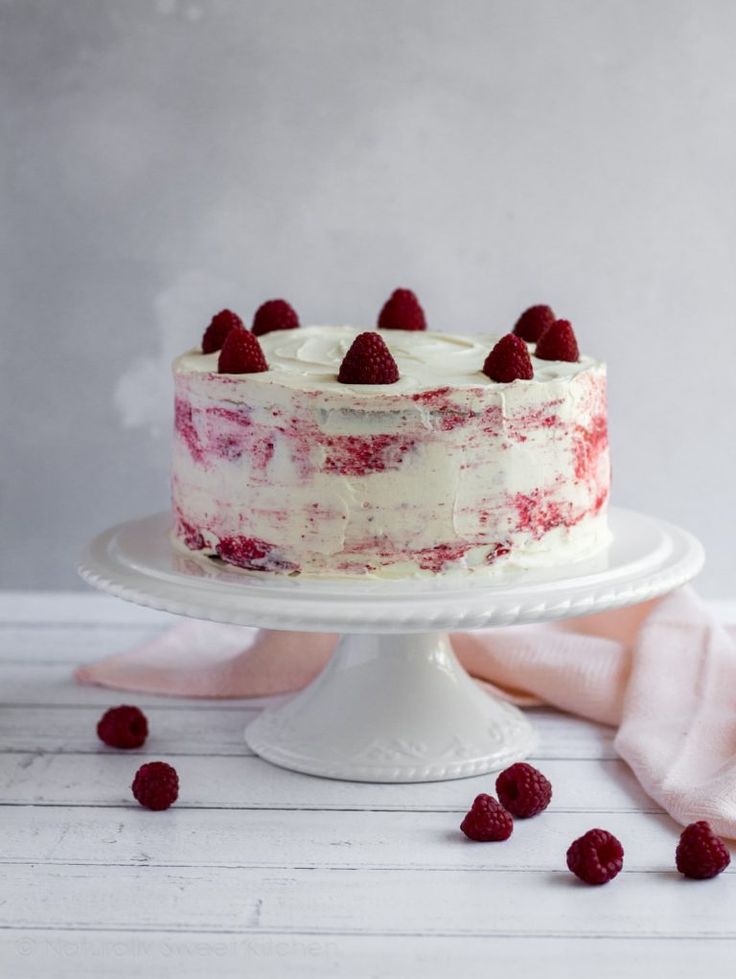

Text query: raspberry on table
(201, 309), (243, 354)
(338, 331), (400, 384)
(496, 762), (552, 818)
(513, 304), (556, 343)
(132, 761), (179, 811)
(96, 705), (148, 750)
(460, 793), (514, 841)
(252, 299), (300, 337)
(534, 319), (580, 362)
(377, 288), (426, 331)
(218, 327), (269, 374)
(483, 334), (534, 383)
(566, 828), (624, 885)
(676, 821), (731, 879)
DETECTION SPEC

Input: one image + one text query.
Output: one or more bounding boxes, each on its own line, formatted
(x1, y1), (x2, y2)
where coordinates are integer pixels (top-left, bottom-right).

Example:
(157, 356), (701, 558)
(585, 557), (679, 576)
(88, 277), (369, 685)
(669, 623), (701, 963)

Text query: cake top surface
(174, 324), (602, 396)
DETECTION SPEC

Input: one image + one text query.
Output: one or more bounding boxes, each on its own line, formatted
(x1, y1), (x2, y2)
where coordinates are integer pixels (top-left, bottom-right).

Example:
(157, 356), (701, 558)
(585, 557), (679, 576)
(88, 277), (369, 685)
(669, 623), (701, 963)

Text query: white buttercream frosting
(171, 325), (610, 579)
(174, 325), (601, 393)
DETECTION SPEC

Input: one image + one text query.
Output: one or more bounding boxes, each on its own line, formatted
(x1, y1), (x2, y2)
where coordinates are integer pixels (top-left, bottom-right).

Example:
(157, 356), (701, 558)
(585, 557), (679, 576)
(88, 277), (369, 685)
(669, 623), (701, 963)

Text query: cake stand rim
(77, 507), (705, 631)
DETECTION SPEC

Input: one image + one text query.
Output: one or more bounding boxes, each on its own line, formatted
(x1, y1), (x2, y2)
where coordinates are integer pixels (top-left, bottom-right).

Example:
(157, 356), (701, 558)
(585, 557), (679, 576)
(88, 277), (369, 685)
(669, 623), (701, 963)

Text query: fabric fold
(614, 589), (736, 838)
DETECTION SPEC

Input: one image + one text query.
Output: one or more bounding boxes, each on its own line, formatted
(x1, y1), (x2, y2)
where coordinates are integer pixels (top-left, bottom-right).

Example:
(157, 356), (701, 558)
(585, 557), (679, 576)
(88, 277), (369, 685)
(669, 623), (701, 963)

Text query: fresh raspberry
(201, 309), (243, 354)
(377, 288), (426, 331)
(96, 705), (148, 749)
(513, 304), (556, 343)
(535, 319), (580, 362)
(338, 331), (400, 384)
(460, 794), (514, 841)
(483, 334), (534, 382)
(566, 829), (624, 885)
(131, 761), (179, 811)
(496, 762), (552, 818)
(218, 327), (269, 373)
(252, 298), (300, 337)
(676, 821), (731, 879)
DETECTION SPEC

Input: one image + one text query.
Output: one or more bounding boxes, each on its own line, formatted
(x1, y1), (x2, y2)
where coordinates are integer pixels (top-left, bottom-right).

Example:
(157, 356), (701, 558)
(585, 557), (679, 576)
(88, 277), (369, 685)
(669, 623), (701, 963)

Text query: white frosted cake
(171, 297), (610, 578)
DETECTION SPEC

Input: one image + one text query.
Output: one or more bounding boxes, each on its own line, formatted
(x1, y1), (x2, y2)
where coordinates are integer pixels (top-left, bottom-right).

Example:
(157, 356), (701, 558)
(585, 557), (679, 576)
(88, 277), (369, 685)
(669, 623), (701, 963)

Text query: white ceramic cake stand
(78, 507), (703, 782)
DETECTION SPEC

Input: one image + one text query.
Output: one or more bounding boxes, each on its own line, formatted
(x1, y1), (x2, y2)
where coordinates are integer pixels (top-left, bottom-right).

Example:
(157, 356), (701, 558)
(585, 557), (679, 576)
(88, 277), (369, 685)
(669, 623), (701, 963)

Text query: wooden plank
(0, 701), (616, 760)
(0, 704), (261, 755)
(0, 932), (731, 979)
(0, 753), (658, 812)
(0, 864), (733, 937)
(0, 806), (686, 871)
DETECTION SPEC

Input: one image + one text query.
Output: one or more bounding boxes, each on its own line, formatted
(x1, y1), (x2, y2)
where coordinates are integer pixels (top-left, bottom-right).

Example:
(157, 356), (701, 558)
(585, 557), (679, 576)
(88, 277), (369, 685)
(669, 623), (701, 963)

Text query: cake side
(171, 325), (610, 578)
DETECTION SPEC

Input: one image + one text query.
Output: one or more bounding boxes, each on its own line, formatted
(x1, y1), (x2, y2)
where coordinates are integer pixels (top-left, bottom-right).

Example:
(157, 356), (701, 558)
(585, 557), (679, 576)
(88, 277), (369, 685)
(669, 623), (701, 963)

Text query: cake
(171, 295), (610, 578)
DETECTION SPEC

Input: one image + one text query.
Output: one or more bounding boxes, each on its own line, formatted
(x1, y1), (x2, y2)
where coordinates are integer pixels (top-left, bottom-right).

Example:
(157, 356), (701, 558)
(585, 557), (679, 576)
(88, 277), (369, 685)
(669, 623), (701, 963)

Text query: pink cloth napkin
(76, 586), (736, 837)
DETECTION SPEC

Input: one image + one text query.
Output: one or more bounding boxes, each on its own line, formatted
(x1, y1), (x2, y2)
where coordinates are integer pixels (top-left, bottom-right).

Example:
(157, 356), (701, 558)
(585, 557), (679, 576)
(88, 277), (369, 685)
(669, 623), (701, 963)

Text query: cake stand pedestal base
(245, 631), (535, 782)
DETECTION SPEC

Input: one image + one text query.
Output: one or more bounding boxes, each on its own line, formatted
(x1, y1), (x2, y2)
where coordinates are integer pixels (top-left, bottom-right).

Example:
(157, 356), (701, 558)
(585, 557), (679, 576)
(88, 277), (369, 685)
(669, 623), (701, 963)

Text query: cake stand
(78, 507), (703, 782)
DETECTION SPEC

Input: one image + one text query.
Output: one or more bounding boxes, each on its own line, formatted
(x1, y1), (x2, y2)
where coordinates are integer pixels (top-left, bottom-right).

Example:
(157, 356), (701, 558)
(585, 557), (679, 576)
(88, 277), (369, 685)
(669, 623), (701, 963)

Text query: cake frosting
(171, 324), (610, 578)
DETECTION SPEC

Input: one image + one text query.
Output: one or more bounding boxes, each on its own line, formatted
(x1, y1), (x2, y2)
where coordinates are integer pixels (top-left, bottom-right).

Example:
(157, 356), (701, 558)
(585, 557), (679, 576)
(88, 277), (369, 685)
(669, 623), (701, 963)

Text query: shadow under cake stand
(79, 507), (703, 783)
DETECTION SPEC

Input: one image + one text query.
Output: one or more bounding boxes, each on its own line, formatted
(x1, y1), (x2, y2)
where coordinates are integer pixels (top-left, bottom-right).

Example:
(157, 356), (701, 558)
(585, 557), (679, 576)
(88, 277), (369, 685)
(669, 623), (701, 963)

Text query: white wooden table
(1, 592), (735, 978)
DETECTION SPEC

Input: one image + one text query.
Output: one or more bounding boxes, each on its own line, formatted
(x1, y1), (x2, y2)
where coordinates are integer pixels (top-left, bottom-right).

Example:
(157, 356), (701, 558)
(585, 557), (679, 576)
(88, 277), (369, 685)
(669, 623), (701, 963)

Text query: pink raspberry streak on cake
(512, 487), (578, 538)
(175, 515), (206, 551)
(414, 542), (474, 573)
(574, 416), (608, 482)
(216, 535), (299, 573)
(323, 434), (417, 476)
(487, 542), (511, 563)
(174, 398), (207, 467)
(410, 388), (470, 431)
(171, 325), (610, 577)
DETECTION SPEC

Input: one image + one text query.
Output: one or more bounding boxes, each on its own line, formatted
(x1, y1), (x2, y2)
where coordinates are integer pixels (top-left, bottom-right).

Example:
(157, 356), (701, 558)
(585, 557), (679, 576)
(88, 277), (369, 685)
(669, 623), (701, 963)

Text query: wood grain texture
(2, 933), (733, 979)
(0, 701), (617, 759)
(2, 863), (735, 936)
(1, 593), (735, 979)
(0, 806), (691, 871)
(0, 753), (656, 811)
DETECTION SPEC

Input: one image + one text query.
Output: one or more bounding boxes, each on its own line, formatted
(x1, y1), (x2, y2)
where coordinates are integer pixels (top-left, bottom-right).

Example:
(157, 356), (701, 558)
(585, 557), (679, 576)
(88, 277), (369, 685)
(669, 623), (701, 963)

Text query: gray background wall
(2, 0), (735, 595)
